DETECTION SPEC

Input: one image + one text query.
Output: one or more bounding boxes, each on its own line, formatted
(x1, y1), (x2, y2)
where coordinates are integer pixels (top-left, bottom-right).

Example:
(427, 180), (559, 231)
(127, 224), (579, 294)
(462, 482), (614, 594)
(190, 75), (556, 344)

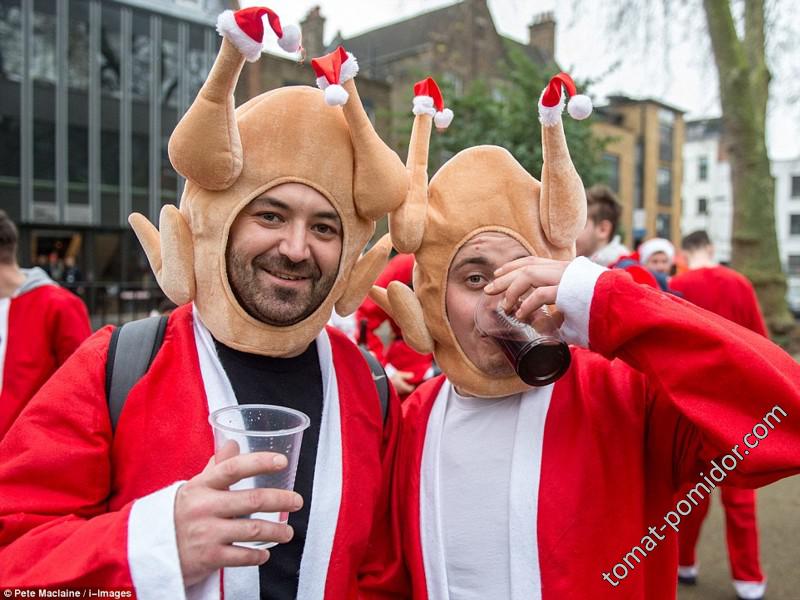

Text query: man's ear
(369, 281), (434, 354)
(599, 219), (614, 242)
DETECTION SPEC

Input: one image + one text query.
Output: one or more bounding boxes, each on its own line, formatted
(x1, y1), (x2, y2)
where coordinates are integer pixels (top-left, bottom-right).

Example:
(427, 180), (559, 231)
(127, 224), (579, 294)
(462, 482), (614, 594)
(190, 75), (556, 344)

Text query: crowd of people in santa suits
(1, 6), (799, 600)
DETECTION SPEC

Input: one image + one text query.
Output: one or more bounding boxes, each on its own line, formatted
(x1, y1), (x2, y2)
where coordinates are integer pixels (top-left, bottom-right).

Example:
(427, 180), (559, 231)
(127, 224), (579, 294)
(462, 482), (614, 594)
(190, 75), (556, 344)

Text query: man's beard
(227, 250), (338, 326)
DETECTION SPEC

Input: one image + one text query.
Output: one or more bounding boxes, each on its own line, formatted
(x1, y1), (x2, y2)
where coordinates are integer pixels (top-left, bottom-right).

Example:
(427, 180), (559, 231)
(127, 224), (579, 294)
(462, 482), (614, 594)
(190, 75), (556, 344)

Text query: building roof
(606, 94), (686, 114)
(334, 1), (551, 79)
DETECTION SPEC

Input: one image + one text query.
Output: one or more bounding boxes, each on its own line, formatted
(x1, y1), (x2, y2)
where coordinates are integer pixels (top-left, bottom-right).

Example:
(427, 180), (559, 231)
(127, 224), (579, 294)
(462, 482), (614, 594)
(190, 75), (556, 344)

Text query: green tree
(394, 47), (609, 187)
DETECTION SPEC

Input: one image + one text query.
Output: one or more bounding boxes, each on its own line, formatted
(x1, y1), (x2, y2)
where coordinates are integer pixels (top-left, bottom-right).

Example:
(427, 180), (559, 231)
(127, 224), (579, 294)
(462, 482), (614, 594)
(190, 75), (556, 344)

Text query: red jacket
(670, 265), (768, 336)
(381, 264), (800, 599)
(0, 269), (91, 438)
(0, 304), (400, 598)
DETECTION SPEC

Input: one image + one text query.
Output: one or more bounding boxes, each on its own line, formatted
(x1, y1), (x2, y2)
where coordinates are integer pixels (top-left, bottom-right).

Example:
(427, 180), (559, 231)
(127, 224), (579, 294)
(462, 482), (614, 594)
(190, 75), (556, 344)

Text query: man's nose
(278, 225), (312, 263)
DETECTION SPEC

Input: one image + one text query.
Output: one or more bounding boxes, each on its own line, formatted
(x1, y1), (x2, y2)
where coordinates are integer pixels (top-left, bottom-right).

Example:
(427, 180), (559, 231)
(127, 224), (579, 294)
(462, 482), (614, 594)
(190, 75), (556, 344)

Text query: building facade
(681, 118), (800, 312)
(594, 97), (685, 248)
(0, 0), (222, 325)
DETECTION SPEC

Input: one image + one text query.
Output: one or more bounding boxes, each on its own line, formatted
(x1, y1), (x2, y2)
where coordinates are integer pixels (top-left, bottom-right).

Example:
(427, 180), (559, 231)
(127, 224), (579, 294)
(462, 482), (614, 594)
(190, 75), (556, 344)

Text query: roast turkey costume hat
(371, 73), (592, 397)
(128, 7), (408, 357)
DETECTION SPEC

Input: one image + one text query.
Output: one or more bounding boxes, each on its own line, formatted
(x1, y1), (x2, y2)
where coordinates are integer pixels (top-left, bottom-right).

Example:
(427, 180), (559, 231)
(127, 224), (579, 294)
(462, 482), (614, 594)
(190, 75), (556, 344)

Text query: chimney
(528, 12), (555, 60)
(301, 6), (326, 59)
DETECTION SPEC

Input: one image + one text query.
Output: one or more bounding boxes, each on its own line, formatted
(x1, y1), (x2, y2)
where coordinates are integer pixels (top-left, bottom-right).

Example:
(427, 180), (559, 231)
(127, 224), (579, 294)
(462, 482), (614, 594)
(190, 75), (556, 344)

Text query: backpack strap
(358, 345), (390, 426)
(106, 315), (169, 432)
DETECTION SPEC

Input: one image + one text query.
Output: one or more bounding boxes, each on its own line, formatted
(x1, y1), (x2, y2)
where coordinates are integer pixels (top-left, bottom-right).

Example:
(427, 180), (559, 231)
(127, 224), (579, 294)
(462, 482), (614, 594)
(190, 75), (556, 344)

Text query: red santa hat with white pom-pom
(216, 6), (301, 62)
(312, 46), (359, 106)
(412, 77), (454, 130)
(538, 72), (592, 126)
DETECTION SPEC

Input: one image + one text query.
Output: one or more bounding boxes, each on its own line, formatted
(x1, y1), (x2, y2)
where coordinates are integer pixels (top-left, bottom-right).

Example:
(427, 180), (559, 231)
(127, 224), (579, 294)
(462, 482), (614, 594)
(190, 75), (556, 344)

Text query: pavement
(678, 474), (800, 600)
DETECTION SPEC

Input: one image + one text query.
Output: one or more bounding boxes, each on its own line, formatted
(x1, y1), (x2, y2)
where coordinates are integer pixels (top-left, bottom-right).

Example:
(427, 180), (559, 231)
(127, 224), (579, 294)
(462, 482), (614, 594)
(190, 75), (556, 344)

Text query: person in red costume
(0, 9), (410, 600)
(367, 73), (800, 600)
(670, 230), (768, 600)
(356, 252), (434, 397)
(0, 210), (91, 440)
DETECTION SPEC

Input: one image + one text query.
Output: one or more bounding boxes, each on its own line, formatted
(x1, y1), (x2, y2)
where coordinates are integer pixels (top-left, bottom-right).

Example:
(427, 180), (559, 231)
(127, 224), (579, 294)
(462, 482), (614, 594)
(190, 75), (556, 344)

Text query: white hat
(639, 238), (675, 265)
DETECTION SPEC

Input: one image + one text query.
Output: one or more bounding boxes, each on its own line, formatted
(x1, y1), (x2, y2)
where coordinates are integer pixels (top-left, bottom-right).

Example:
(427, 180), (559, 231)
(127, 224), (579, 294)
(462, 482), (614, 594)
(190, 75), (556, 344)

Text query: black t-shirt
(214, 339), (323, 600)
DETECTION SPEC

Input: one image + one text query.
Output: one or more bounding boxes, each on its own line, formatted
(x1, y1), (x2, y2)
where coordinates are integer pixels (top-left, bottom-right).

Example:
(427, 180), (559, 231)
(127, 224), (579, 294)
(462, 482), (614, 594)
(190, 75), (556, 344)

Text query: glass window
(160, 17), (178, 204)
(657, 167), (672, 206)
(788, 255), (800, 276)
(130, 11), (150, 216)
(634, 142), (643, 209)
(0, 0), (23, 80)
(698, 197), (708, 215)
(698, 156), (708, 182)
(187, 24), (207, 102)
(0, 0), (22, 201)
(100, 4), (120, 226)
(67, 0), (90, 223)
(658, 123), (673, 162)
(790, 214), (800, 236)
(792, 176), (800, 198)
(656, 213), (671, 240)
(602, 153), (620, 193)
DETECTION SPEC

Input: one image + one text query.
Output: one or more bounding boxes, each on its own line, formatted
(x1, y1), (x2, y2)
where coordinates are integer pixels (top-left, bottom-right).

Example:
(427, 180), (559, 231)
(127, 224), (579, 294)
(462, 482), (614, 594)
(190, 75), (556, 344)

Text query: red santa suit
(670, 265), (768, 595)
(0, 303), (399, 599)
(0, 266), (91, 439)
(388, 259), (800, 600)
(356, 254), (434, 393)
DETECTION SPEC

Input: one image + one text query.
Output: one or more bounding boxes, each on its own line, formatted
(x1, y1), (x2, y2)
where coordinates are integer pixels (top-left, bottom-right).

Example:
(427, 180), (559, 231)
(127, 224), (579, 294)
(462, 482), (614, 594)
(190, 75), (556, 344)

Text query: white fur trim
(538, 89), (565, 127)
(433, 108), (453, 129)
(678, 565), (699, 578)
(296, 328), (343, 599)
(567, 94), (593, 120)
(324, 84), (349, 106)
(315, 75), (330, 90)
(556, 256), (607, 348)
(638, 238), (675, 264)
(0, 297), (9, 396)
(412, 95), (436, 117)
(277, 23), (301, 53)
(420, 381), (551, 600)
(216, 10), (264, 63)
(193, 308), (256, 599)
(193, 308), (342, 600)
(733, 580), (766, 599)
(128, 481), (188, 600)
(340, 52), (359, 83)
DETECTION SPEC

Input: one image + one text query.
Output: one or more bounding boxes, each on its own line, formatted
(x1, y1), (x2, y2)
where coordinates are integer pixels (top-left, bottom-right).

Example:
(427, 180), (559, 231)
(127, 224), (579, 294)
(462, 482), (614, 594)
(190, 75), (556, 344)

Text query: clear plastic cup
(474, 293), (571, 386)
(209, 404), (310, 549)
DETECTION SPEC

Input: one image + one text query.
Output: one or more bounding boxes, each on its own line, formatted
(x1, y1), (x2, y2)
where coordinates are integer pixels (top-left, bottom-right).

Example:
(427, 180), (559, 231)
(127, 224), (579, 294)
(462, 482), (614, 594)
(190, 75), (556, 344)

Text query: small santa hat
(216, 6), (302, 62)
(638, 238), (676, 264)
(412, 77), (454, 130)
(312, 46), (360, 106)
(538, 72), (593, 126)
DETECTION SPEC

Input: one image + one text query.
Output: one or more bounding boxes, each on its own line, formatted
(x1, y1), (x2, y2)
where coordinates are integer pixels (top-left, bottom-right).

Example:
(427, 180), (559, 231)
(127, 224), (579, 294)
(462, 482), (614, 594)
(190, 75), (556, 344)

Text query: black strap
(106, 316), (168, 432)
(358, 345), (390, 425)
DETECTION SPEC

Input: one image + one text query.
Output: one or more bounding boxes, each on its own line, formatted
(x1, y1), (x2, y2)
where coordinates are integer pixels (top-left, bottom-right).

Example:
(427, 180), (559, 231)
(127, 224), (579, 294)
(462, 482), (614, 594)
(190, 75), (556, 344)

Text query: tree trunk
(703, 0), (795, 336)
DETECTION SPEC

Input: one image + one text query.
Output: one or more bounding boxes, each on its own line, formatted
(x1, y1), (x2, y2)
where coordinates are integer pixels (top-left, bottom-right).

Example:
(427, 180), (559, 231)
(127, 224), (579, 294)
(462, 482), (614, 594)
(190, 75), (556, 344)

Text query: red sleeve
(0, 327), (135, 588)
(589, 270), (800, 489)
(48, 290), (92, 366)
(740, 281), (769, 338)
(357, 384), (411, 598)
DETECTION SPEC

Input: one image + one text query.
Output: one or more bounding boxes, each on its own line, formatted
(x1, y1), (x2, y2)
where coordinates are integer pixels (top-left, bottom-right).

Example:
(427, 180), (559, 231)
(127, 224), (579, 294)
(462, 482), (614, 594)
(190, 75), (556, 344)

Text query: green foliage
(395, 46), (610, 187)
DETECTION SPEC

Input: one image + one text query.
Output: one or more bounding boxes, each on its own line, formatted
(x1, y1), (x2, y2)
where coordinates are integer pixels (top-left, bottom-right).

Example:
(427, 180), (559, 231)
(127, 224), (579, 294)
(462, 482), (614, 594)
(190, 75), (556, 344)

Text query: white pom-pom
(434, 108), (454, 129)
(567, 94), (593, 120)
(277, 24), (302, 53)
(324, 84), (349, 106)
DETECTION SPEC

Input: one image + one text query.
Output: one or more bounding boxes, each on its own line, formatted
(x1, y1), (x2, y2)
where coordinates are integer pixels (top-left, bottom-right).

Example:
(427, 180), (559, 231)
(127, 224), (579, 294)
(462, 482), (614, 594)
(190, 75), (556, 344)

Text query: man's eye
(260, 212), (282, 223)
(466, 274), (487, 286)
(314, 224), (338, 236)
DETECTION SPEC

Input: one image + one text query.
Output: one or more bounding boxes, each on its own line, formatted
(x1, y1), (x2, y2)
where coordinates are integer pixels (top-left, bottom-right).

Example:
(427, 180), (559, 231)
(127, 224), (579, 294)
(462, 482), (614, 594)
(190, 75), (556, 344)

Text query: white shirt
(440, 387), (521, 600)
